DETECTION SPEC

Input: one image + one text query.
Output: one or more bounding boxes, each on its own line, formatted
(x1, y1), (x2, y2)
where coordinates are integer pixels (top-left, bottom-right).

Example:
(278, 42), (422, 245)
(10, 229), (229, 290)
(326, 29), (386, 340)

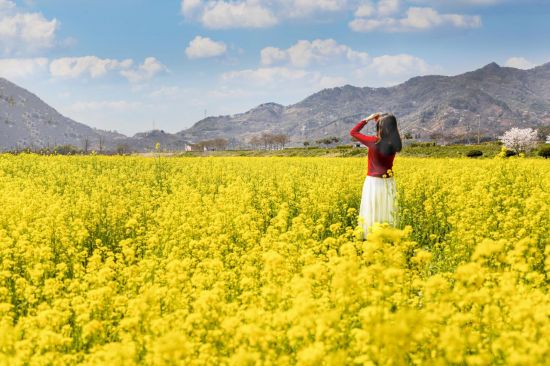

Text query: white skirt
(358, 176), (397, 239)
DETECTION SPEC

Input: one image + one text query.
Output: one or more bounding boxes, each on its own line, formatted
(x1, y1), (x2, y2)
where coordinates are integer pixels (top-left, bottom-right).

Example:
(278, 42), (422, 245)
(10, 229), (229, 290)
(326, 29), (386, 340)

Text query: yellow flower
(0, 155), (548, 365)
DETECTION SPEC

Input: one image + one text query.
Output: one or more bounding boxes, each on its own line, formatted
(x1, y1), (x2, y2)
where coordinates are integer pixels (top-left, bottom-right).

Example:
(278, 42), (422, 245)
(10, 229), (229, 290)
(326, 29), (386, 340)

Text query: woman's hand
(364, 112), (381, 122)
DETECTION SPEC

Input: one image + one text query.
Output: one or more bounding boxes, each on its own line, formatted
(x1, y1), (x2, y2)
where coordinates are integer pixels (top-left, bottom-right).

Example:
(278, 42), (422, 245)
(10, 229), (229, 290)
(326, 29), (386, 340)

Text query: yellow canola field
(0, 155), (549, 365)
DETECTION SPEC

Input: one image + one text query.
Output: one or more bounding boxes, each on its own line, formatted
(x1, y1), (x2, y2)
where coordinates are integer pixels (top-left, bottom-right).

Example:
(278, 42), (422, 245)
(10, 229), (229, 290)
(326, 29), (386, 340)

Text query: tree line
(190, 138), (229, 151)
(248, 133), (290, 150)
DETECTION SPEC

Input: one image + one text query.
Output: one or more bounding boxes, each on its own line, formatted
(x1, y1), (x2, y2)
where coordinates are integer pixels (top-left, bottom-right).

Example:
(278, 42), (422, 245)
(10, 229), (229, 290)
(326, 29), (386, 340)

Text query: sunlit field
(0, 155), (548, 365)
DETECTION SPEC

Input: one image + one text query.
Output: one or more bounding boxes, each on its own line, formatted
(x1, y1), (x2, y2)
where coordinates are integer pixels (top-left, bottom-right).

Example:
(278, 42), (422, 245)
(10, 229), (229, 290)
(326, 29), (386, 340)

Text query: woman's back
(349, 114), (400, 177)
(367, 143), (395, 177)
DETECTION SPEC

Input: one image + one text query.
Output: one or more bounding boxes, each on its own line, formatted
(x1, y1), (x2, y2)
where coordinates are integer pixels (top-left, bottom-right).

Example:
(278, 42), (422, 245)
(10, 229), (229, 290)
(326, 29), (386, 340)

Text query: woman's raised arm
(349, 114), (380, 146)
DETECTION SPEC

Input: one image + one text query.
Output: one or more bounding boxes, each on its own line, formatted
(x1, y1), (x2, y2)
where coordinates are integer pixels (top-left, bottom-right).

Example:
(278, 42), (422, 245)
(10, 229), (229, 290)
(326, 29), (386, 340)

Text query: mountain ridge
(0, 77), (127, 151)
(1, 61), (549, 151)
(176, 61), (550, 144)
(0, 77), (191, 151)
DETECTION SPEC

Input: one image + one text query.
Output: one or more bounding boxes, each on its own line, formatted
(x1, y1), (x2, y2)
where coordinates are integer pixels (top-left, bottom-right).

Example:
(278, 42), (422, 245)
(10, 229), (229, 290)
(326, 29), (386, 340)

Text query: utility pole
(440, 120), (444, 145)
(477, 114), (481, 144)
(466, 117), (471, 145)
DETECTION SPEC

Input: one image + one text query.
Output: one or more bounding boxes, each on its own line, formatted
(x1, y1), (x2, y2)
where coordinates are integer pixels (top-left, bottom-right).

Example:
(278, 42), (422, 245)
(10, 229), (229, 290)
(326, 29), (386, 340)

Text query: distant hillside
(2, 61), (549, 151)
(128, 130), (190, 151)
(0, 78), (128, 151)
(176, 62), (550, 145)
(0, 77), (191, 152)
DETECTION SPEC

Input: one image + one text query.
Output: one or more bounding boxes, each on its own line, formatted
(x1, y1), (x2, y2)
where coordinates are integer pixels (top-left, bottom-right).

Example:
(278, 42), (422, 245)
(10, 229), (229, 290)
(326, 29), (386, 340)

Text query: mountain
(2, 62), (549, 152)
(0, 77), (127, 151)
(127, 129), (190, 151)
(0, 77), (193, 152)
(177, 62), (550, 144)
(177, 102), (285, 143)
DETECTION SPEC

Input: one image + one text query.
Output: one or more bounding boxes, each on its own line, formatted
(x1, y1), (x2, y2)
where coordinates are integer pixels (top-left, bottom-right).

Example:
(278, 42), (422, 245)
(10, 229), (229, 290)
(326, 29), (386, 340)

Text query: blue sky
(1, 0), (549, 135)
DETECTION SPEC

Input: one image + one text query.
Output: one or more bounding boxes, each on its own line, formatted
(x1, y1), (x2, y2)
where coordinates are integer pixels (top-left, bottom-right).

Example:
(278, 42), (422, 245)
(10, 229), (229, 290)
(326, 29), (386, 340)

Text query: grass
(168, 142), (549, 159)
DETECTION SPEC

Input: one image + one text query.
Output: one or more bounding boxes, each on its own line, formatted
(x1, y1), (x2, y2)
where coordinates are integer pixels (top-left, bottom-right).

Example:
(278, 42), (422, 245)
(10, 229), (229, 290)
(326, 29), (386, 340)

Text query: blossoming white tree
(498, 127), (538, 153)
(546, 135), (550, 144)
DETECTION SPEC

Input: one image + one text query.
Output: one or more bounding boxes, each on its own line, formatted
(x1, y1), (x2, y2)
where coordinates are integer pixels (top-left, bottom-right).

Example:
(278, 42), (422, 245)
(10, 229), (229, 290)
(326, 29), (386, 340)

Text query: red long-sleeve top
(350, 119), (395, 177)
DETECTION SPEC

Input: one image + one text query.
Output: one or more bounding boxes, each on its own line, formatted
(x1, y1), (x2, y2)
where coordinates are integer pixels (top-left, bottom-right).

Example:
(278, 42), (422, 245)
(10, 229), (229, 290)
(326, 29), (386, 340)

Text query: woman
(349, 112), (402, 239)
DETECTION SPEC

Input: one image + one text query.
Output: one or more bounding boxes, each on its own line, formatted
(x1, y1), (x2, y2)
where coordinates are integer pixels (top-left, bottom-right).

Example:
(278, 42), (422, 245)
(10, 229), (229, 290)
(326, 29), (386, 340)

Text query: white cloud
(50, 56), (133, 79)
(353, 0), (399, 18)
(65, 100), (141, 113)
(462, 0), (503, 4)
(221, 66), (349, 92)
(366, 53), (435, 76)
(252, 39), (437, 90)
(410, 0), (504, 5)
(287, 0), (347, 17)
(0, 0), (59, 55)
(350, 6), (481, 32)
(179, 0), (500, 30)
(349, 53), (442, 87)
(181, 0), (348, 28)
(201, 1), (277, 29)
(403, 7), (481, 29)
(150, 86), (187, 99)
(207, 86), (254, 98)
(0, 0), (16, 13)
(504, 57), (536, 70)
(319, 75), (348, 88)
(120, 57), (167, 83)
(350, 17), (394, 32)
(181, 0), (203, 16)
(0, 57), (48, 79)
(186, 36), (227, 59)
(261, 47), (288, 66)
(355, 1), (375, 17)
(222, 67), (310, 85)
(378, 0), (400, 16)
(261, 39), (369, 68)
(49, 56), (166, 82)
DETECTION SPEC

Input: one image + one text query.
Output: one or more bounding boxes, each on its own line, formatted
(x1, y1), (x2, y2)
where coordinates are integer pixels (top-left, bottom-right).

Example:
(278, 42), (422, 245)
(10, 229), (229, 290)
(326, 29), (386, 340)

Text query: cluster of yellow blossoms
(0, 154), (548, 365)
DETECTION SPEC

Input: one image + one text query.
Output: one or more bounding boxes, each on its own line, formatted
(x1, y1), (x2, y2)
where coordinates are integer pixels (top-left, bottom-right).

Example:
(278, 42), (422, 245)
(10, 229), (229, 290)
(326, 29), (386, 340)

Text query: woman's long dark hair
(376, 114), (402, 155)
